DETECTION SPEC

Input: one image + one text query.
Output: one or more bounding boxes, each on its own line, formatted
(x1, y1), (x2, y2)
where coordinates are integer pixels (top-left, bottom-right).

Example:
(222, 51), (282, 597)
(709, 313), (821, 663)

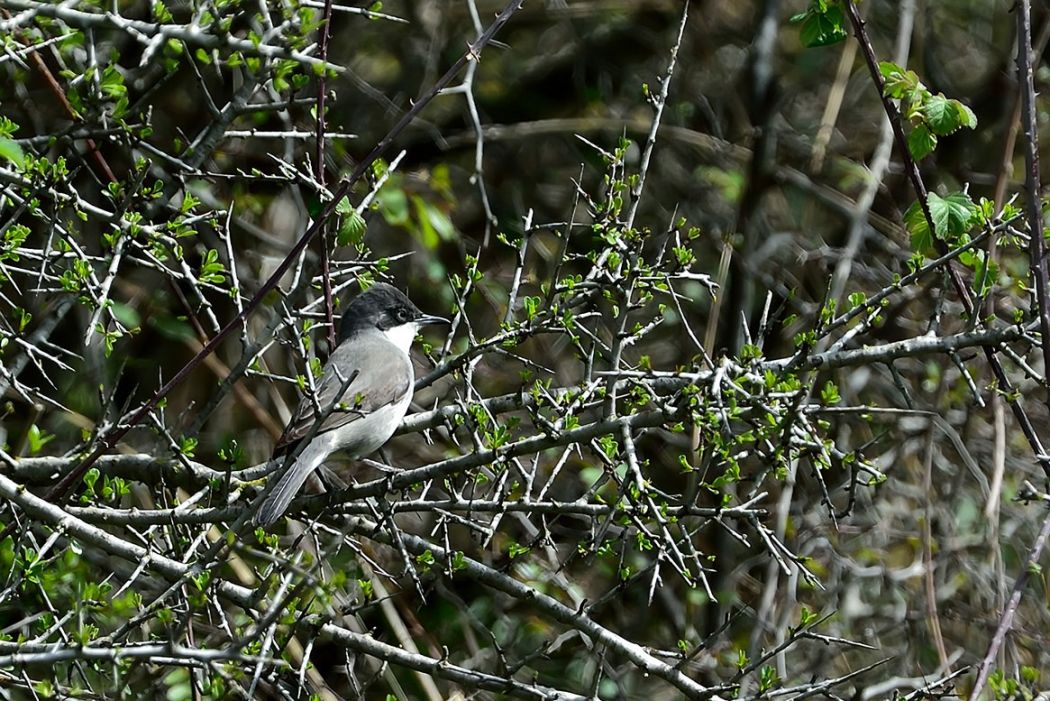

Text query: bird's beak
(417, 314), (449, 326)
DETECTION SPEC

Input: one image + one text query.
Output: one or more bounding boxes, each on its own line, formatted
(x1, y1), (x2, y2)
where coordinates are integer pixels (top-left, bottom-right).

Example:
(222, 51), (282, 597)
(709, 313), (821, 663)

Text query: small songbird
(254, 283), (447, 526)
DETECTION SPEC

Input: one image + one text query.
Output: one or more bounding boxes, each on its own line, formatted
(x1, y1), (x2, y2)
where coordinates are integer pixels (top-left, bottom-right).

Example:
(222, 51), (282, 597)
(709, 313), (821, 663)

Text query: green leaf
(927, 191), (976, 243)
(100, 66), (126, 99)
(378, 187), (409, 226)
(954, 101), (978, 129)
(153, 0), (173, 22)
(109, 302), (141, 330)
(179, 436), (198, 457)
(921, 95), (977, 136)
(26, 424), (55, 455)
(337, 209), (367, 247)
(199, 248), (226, 284)
(904, 200), (932, 255)
(15, 307), (31, 332)
(923, 94), (960, 136)
(417, 198), (455, 242)
(820, 380), (841, 405)
(879, 62), (920, 99)
(0, 116), (19, 139)
(796, 5), (847, 48)
(523, 295), (541, 321)
(1, 223), (29, 263)
(907, 123), (937, 160)
(0, 139), (24, 169)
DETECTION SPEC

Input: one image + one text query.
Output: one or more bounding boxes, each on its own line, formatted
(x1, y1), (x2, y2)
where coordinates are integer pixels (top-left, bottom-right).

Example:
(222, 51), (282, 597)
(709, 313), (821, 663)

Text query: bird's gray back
(273, 329), (413, 455)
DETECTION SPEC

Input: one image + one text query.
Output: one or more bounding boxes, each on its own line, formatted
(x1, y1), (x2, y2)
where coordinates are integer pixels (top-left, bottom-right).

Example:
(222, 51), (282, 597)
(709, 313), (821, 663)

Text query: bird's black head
(337, 283), (446, 344)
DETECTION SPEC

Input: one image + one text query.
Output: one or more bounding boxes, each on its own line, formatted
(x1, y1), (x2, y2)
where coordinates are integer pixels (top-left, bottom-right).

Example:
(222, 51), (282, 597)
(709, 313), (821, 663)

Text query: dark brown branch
(315, 0), (337, 351)
(1016, 0), (1050, 417)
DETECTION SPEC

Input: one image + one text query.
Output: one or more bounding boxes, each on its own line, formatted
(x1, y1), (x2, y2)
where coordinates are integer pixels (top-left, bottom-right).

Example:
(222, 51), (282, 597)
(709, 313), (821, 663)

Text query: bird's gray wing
(273, 333), (412, 455)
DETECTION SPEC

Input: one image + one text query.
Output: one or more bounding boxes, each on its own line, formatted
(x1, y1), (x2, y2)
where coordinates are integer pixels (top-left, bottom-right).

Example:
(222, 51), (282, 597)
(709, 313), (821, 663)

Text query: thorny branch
(1, 0), (1049, 698)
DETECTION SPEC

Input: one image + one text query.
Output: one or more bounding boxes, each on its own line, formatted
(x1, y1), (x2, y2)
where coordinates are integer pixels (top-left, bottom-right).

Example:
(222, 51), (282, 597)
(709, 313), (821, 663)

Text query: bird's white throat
(382, 322), (419, 353)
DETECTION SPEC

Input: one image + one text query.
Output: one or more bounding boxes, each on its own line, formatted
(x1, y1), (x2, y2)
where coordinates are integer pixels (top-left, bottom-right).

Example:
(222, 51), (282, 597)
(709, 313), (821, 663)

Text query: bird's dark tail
(253, 441), (329, 526)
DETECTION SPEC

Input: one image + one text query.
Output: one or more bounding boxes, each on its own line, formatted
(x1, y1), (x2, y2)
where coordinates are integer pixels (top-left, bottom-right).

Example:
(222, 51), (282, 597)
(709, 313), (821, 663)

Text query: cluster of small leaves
(988, 667), (1042, 701)
(790, 0), (848, 48)
(335, 196), (368, 248)
(903, 191), (1010, 296)
(904, 191), (979, 255)
(0, 116), (24, 169)
(879, 61), (978, 161)
(0, 537), (142, 639)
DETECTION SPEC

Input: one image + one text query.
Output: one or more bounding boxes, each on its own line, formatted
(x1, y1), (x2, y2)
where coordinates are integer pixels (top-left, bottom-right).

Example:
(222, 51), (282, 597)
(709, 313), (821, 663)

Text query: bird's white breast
(352, 389), (412, 457)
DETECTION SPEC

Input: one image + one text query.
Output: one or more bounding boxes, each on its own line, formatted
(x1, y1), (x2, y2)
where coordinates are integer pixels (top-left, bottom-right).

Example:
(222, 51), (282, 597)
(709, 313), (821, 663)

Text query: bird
(253, 283), (447, 526)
